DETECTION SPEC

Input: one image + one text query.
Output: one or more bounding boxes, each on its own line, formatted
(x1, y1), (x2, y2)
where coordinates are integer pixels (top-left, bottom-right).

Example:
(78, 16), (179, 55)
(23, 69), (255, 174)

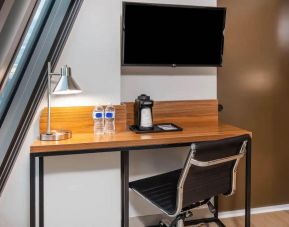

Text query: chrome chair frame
(130, 138), (248, 227)
(168, 140), (247, 218)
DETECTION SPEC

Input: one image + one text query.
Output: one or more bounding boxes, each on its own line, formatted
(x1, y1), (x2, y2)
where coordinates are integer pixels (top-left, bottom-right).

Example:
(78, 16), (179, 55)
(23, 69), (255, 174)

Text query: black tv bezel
(121, 2), (227, 67)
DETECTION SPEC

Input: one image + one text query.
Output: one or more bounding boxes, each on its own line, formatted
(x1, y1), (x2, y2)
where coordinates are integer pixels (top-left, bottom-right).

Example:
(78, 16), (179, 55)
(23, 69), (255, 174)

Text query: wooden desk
(30, 100), (252, 227)
(31, 121), (250, 154)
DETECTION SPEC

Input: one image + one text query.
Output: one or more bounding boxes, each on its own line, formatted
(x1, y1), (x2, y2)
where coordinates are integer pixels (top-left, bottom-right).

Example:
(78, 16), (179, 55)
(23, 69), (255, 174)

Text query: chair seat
(129, 169), (182, 215)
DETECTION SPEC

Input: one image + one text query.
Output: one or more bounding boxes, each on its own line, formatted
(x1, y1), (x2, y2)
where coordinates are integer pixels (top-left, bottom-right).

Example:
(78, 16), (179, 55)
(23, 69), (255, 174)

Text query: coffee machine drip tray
(129, 123), (183, 134)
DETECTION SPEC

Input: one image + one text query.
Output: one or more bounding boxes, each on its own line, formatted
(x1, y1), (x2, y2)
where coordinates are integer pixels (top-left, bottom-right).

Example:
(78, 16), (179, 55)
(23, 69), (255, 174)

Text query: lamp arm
(46, 61), (66, 135)
(47, 62), (52, 135)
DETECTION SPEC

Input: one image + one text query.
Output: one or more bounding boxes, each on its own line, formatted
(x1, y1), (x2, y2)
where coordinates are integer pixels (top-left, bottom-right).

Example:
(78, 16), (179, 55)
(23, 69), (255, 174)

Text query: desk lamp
(40, 62), (82, 141)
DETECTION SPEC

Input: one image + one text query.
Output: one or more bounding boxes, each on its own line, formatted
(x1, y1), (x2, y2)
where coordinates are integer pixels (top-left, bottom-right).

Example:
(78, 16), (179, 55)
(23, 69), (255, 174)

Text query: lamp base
(40, 130), (72, 141)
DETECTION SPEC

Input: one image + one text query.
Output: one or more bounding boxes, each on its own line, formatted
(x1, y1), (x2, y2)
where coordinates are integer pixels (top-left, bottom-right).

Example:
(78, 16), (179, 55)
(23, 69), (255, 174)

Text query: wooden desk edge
(30, 123), (252, 154)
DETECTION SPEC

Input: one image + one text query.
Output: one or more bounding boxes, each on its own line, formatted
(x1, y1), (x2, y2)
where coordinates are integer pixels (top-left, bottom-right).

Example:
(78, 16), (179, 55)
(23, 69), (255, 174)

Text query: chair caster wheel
(196, 224), (209, 227)
(159, 221), (169, 227)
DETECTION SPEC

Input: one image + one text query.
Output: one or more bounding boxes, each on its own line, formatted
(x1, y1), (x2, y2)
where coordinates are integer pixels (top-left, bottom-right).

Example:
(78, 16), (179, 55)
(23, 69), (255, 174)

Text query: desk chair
(129, 135), (249, 227)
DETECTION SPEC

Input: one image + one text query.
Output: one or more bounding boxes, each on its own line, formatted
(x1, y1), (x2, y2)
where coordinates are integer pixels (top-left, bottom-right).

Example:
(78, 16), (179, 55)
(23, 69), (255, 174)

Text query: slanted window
(0, 0), (83, 195)
(0, 0), (50, 125)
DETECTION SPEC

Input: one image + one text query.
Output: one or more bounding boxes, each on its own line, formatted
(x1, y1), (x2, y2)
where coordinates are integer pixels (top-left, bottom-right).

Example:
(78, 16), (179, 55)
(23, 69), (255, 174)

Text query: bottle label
(93, 111), (104, 119)
(105, 112), (115, 119)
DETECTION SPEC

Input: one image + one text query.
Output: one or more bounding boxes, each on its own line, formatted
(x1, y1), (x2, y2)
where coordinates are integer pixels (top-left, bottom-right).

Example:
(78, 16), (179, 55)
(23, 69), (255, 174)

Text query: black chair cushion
(129, 169), (182, 215)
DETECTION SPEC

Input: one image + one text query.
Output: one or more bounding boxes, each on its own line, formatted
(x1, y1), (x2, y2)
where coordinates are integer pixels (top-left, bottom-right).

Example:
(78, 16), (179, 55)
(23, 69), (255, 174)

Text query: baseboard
(219, 204), (289, 219)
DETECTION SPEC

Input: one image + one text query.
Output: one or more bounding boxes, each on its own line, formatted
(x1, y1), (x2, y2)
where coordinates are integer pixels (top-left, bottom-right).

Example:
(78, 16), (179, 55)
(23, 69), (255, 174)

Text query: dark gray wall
(218, 0), (289, 211)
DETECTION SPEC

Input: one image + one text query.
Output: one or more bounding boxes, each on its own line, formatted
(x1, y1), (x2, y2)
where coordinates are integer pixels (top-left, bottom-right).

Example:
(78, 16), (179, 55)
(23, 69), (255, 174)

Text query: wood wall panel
(124, 100), (218, 126)
(39, 105), (127, 133)
(218, 0), (289, 211)
(39, 100), (218, 134)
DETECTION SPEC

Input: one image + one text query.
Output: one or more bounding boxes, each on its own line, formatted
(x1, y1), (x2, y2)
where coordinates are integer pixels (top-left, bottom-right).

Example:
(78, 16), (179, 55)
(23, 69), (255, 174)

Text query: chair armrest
(190, 152), (245, 167)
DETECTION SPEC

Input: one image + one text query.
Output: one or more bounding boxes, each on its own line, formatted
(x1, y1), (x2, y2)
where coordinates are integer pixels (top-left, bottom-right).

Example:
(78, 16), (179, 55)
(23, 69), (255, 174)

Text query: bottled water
(92, 105), (104, 135)
(105, 104), (115, 133)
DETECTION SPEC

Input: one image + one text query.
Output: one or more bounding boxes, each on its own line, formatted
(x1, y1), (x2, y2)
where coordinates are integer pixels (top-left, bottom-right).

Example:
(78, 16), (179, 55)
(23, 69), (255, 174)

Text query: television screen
(122, 3), (226, 66)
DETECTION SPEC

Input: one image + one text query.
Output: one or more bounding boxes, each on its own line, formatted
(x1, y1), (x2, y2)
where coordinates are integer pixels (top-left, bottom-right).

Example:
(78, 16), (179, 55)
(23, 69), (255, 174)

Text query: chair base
(148, 200), (225, 227)
(159, 219), (184, 227)
(148, 217), (225, 227)
(184, 217), (226, 227)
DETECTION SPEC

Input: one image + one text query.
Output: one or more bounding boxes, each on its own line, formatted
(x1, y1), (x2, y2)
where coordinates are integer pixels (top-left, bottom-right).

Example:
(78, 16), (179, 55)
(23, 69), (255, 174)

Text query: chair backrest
(176, 135), (250, 211)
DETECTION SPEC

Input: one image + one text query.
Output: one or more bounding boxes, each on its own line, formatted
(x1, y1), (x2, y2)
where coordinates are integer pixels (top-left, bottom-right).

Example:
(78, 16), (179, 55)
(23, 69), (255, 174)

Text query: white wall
(121, 0), (217, 102)
(0, 0), (216, 226)
(0, 103), (43, 227)
(45, 0), (122, 226)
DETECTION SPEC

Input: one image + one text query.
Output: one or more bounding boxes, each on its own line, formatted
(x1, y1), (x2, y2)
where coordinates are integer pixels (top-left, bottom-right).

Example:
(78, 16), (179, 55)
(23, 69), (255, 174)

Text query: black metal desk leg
(121, 150), (129, 227)
(245, 138), (252, 227)
(39, 157), (44, 227)
(30, 155), (36, 227)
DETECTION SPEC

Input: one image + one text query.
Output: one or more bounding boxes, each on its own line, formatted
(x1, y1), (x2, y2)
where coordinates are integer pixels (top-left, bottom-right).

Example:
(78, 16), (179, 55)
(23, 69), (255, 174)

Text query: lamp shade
(53, 66), (82, 95)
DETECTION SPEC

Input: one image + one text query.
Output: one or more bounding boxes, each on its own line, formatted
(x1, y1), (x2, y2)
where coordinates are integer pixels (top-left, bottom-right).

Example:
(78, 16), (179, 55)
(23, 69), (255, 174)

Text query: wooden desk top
(31, 100), (251, 154)
(31, 121), (251, 154)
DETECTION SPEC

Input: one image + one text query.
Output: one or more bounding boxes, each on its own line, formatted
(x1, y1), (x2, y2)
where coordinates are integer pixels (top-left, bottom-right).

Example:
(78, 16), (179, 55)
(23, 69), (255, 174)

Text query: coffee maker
(134, 94), (154, 131)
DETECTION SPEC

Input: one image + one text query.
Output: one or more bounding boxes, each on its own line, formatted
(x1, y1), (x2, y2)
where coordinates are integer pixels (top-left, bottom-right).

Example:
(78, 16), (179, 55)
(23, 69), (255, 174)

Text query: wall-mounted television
(122, 2), (226, 67)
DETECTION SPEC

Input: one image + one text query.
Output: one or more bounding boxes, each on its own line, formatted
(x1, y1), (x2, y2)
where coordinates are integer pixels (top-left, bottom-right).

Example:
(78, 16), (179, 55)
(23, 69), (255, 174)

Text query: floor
(131, 210), (289, 227)
(208, 211), (289, 227)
